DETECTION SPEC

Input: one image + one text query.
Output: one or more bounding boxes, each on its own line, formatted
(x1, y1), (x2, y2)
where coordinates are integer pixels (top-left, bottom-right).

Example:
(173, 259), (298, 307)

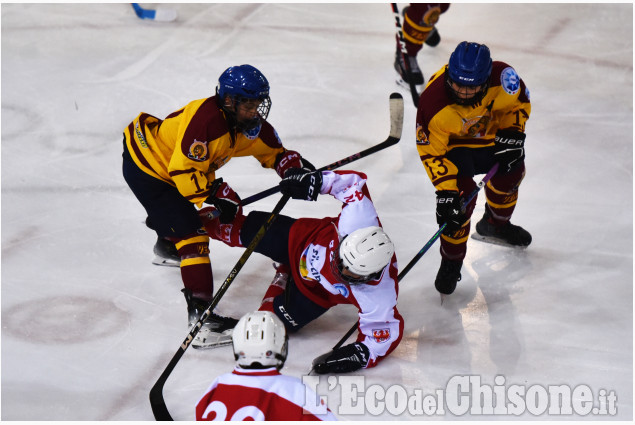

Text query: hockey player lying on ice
(200, 170), (404, 374)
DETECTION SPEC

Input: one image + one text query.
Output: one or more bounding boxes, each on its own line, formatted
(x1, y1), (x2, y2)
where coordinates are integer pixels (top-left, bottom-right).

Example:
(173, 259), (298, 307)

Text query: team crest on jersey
(333, 283), (349, 298)
(462, 114), (491, 138)
(372, 328), (391, 343)
(501, 67), (520, 95)
(416, 124), (429, 145)
(188, 139), (208, 161)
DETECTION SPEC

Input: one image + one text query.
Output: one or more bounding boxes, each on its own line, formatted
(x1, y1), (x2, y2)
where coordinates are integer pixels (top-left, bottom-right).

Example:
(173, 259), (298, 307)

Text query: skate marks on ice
(419, 247), (528, 377)
(2, 296), (130, 344)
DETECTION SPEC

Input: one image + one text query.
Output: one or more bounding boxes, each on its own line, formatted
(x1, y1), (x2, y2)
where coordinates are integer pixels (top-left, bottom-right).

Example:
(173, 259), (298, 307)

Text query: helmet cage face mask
(445, 70), (490, 106)
(216, 64), (272, 131)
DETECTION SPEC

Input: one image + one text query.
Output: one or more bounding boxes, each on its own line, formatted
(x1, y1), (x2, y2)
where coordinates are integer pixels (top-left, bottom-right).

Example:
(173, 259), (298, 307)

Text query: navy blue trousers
(122, 140), (202, 239)
(241, 211), (328, 331)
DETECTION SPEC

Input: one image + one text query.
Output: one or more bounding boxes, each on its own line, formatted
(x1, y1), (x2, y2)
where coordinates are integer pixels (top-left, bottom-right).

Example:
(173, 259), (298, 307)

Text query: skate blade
(192, 334), (233, 350)
(192, 339), (233, 350)
(151, 256), (181, 267)
(471, 233), (530, 249)
(395, 77), (423, 92)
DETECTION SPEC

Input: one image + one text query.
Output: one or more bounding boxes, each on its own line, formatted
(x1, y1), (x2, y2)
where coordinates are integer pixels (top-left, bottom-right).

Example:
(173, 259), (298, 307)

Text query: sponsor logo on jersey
(501, 67), (520, 95)
(333, 283), (349, 298)
(135, 122), (148, 148)
(299, 246), (322, 282)
(372, 328), (391, 343)
(416, 124), (429, 145)
(188, 139), (209, 161)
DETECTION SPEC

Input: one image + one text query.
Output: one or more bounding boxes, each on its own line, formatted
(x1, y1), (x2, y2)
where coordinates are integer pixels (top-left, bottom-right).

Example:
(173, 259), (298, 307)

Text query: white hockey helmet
(337, 226), (395, 283)
(232, 311), (288, 370)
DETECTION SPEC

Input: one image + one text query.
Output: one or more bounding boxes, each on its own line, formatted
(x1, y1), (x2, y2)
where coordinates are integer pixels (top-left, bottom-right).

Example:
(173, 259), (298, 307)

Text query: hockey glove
(436, 190), (466, 234)
(279, 169), (323, 201)
(204, 179), (242, 224)
(312, 342), (370, 374)
(275, 150), (316, 178)
(494, 129), (526, 172)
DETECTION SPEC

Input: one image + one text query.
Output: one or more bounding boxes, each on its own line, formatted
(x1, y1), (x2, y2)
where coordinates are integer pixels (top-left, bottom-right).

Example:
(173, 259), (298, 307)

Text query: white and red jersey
(288, 170), (404, 368)
(196, 366), (337, 421)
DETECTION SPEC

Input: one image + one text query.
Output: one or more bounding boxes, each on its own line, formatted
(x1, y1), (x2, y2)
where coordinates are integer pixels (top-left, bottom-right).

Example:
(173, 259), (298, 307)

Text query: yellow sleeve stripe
(181, 257), (211, 267)
(441, 233), (470, 244)
(486, 199), (518, 209)
(404, 13), (433, 32)
(175, 235), (209, 250)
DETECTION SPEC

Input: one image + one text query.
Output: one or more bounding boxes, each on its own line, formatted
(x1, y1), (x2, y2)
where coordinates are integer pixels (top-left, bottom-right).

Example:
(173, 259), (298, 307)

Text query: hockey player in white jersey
(196, 311), (337, 421)
(201, 170), (404, 373)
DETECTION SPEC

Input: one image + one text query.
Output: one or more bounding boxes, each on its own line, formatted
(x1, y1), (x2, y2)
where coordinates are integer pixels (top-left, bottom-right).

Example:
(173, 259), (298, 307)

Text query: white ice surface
(1, 3), (632, 421)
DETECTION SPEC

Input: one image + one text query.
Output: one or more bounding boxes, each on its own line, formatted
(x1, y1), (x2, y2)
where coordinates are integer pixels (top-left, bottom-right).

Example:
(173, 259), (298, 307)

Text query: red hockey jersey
(288, 171), (404, 368)
(196, 366), (337, 421)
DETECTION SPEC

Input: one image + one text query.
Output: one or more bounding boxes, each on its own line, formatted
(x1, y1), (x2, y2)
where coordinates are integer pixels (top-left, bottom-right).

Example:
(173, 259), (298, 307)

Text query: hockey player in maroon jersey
(122, 65), (314, 348)
(200, 170), (403, 373)
(416, 41), (532, 296)
(196, 311), (337, 421)
(394, 3), (450, 86)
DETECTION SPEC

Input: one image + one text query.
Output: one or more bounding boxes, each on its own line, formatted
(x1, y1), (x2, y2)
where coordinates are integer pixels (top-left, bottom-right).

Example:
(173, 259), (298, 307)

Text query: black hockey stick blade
(330, 163), (500, 350)
(149, 194), (292, 421)
(237, 92), (404, 207)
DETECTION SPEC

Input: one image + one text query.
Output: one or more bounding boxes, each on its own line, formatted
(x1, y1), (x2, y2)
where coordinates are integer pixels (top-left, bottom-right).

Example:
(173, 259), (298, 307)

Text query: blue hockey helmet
(446, 42), (492, 105)
(217, 65), (272, 130)
(217, 64), (270, 101)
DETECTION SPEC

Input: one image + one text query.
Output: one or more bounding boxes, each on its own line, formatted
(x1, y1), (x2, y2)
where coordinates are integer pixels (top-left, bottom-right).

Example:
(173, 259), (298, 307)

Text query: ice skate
(152, 237), (181, 267)
(182, 289), (238, 349)
(425, 27), (440, 47)
(394, 48), (424, 86)
(472, 209), (532, 248)
(435, 259), (462, 295)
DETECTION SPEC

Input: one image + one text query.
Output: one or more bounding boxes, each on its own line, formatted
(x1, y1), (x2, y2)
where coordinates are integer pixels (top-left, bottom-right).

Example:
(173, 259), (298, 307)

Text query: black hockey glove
(494, 129), (526, 172)
(312, 342), (370, 374)
(204, 179), (242, 224)
(436, 190), (466, 234)
(279, 169), (323, 201)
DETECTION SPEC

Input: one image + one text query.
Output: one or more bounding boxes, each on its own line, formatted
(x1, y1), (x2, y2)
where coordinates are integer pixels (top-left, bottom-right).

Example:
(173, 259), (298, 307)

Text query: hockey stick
(131, 3), (177, 22)
(149, 92), (404, 420)
(330, 163), (500, 351)
(206, 92), (405, 218)
(392, 3), (420, 108)
(150, 194), (290, 421)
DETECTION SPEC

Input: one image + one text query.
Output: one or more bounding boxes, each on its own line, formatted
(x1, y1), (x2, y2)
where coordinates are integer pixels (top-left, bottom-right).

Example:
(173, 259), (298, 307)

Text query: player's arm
(244, 121), (315, 177)
(416, 112), (460, 192)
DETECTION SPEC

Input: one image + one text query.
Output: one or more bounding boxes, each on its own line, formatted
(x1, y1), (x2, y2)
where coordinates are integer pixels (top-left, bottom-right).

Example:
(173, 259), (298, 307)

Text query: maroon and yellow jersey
(415, 61), (531, 191)
(124, 96), (286, 206)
